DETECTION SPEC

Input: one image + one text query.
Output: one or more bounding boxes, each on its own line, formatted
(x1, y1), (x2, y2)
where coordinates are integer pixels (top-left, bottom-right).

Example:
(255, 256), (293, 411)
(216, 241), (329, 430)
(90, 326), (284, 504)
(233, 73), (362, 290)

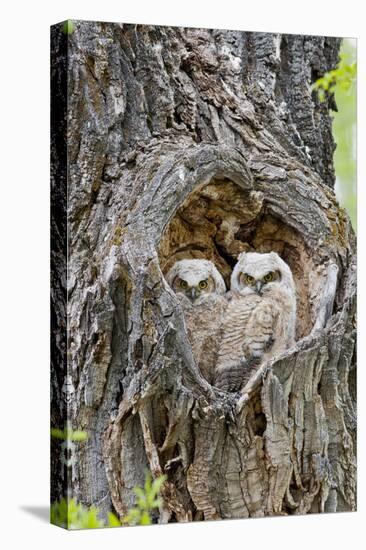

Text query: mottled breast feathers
(165, 259), (228, 384)
(214, 251), (297, 392)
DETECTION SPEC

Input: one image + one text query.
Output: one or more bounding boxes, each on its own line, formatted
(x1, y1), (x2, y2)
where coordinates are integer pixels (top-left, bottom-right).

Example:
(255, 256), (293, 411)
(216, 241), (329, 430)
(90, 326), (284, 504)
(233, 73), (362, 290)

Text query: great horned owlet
(165, 259), (228, 384)
(214, 252), (297, 392)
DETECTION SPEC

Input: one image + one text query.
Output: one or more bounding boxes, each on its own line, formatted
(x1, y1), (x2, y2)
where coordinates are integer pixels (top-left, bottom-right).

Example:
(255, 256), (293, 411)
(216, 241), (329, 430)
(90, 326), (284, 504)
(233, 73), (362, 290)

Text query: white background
(0, 1), (363, 548)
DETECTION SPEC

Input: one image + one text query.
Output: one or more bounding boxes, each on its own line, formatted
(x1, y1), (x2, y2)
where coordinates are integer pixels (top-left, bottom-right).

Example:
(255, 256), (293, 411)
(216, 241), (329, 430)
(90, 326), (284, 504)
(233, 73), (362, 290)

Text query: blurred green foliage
(313, 39), (357, 230)
(122, 472), (167, 526)
(51, 426), (88, 442)
(312, 51), (356, 101)
(333, 40), (357, 230)
(50, 470), (166, 529)
(62, 20), (75, 35)
(51, 498), (120, 529)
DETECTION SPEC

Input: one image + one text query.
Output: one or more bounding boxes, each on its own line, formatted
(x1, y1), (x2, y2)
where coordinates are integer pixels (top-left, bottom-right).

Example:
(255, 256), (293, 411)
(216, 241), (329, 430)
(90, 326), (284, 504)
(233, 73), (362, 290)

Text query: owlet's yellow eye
(180, 280), (188, 289)
(263, 272), (273, 283)
(245, 274), (255, 285)
(199, 280), (208, 289)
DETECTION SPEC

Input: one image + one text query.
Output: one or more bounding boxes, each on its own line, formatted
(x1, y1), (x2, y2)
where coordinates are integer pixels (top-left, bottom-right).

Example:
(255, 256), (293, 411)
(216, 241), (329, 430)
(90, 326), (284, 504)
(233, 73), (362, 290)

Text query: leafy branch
(312, 53), (357, 102)
(50, 470), (166, 529)
(122, 472), (167, 526)
(51, 498), (120, 529)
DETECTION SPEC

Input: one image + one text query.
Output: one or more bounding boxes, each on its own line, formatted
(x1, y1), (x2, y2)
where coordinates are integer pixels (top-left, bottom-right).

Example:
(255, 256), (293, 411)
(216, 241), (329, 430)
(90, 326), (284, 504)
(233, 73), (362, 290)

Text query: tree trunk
(51, 21), (356, 521)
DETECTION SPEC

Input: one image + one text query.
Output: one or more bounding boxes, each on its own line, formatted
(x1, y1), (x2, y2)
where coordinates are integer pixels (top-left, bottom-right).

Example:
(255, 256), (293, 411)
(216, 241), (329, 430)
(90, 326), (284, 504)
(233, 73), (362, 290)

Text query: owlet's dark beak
(255, 281), (263, 295)
(188, 287), (199, 301)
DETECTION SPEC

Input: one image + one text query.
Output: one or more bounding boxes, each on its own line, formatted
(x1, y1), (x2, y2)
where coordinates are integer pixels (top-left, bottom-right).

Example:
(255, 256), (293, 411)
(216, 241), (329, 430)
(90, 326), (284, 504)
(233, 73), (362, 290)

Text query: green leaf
(50, 428), (65, 440)
(62, 20), (75, 35)
(70, 430), (89, 441)
(51, 497), (105, 529)
(140, 511), (152, 525)
(151, 475), (166, 497)
(133, 486), (146, 499)
(123, 508), (141, 526)
(107, 512), (121, 527)
(144, 471), (152, 494)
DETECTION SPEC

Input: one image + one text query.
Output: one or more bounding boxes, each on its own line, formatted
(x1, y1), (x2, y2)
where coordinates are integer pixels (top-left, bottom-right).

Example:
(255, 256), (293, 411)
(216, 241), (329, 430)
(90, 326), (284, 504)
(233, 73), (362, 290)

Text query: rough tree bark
(51, 21), (356, 522)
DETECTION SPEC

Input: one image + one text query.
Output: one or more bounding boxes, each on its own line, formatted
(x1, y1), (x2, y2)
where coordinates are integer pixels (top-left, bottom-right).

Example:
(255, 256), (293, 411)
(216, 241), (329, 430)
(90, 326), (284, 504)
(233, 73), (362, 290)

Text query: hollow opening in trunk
(158, 177), (316, 339)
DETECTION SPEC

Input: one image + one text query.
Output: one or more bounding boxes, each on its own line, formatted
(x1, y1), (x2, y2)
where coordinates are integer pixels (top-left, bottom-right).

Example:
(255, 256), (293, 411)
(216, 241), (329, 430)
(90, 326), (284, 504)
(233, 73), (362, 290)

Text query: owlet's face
(173, 273), (216, 304)
(238, 269), (281, 296)
(231, 252), (293, 298)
